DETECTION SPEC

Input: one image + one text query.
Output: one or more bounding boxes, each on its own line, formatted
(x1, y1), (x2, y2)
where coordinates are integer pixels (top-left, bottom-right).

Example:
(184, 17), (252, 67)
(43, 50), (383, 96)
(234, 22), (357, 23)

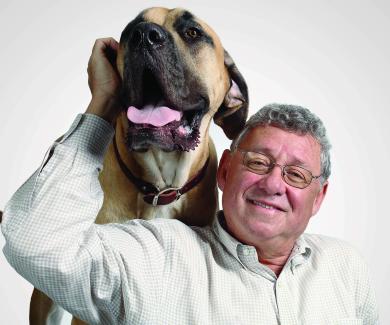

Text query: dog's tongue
(127, 105), (182, 127)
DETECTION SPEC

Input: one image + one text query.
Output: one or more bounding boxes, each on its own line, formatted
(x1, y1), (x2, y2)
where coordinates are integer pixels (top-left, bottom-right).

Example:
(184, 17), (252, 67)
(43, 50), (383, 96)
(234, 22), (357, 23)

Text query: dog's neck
(133, 149), (196, 188)
(114, 119), (211, 191)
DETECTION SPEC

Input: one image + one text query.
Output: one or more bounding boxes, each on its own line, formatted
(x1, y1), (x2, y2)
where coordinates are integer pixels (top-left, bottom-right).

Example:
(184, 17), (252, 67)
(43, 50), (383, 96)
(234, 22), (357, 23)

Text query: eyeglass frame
(235, 148), (322, 189)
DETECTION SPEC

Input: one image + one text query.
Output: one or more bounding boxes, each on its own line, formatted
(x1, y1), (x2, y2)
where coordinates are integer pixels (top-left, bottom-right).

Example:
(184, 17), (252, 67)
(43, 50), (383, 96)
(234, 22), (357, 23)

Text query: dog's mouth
(124, 68), (205, 152)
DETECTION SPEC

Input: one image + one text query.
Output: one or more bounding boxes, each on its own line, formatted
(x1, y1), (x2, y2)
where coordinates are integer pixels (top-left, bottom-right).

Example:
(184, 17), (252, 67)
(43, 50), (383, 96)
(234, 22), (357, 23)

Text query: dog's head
(117, 7), (248, 152)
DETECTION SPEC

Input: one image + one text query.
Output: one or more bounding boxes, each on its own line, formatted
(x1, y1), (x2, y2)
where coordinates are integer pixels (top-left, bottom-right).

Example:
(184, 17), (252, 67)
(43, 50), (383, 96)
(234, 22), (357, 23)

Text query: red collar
(113, 137), (209, 206)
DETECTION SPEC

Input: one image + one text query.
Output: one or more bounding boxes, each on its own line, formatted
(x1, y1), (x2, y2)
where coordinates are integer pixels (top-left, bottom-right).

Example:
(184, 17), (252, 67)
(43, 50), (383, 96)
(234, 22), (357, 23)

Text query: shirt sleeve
(355, 254), (380, 325)
(1, 114), (168, 324)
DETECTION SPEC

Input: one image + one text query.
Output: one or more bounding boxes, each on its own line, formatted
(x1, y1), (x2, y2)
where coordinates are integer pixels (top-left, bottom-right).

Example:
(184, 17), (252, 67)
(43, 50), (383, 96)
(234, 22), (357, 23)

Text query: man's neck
(257, 251), (291, 277)
(218, 213), (296, 277)
(254, 238), (296, 277)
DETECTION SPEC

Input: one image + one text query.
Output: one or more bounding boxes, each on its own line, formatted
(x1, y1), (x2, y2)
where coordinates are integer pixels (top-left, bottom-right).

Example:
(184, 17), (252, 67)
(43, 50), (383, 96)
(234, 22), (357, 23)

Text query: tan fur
(96, 8), (228, 225)
(96, 127), (218, 225)
(30, 7), (247, 325)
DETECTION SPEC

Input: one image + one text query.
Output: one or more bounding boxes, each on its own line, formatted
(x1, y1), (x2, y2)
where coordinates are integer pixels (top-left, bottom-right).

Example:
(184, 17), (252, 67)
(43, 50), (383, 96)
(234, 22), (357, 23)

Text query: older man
(2, 39), (378, 324)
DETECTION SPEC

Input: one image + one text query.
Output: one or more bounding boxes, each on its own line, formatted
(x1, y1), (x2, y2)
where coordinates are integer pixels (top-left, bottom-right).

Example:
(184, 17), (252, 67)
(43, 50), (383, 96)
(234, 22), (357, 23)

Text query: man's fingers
(93, 37), (119, 55)
(89, 38), (119, 69)
(106, 37), (119, 51)
(103, 39), (119, 69)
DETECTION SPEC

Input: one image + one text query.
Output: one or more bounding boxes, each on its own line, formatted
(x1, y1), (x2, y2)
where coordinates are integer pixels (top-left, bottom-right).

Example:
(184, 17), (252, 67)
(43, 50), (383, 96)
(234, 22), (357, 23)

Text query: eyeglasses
(237, 148), (322, 189)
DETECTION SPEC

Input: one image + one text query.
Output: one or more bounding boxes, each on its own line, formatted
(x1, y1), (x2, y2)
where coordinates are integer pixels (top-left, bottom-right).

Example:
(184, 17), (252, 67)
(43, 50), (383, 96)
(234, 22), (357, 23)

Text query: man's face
(217, 125), (328, 248)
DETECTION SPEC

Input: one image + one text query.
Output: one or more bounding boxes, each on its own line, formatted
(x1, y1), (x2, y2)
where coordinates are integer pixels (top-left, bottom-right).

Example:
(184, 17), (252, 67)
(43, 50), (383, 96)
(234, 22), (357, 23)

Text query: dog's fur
(26, 7), (248, 325)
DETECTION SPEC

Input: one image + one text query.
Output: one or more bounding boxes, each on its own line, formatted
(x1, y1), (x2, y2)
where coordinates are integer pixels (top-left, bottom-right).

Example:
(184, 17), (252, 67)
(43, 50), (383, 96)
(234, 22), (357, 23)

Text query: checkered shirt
(2, 114), (379, 325)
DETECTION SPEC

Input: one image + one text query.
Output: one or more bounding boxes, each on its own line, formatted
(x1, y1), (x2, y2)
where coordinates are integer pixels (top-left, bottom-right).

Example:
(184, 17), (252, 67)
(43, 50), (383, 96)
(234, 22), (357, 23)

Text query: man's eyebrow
(288, 158), (310, 168)
(249, 147), (310, 168)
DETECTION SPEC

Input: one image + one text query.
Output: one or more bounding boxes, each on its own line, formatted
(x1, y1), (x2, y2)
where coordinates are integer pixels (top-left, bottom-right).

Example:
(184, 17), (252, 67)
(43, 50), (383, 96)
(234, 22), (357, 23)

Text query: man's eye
(248, 160), (269, 169)
(286, 169), (307, 182)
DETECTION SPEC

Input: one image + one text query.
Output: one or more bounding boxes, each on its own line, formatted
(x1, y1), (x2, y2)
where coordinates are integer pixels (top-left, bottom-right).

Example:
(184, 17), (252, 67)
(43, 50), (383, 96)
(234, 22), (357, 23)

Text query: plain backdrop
(1, 0), (389, 324)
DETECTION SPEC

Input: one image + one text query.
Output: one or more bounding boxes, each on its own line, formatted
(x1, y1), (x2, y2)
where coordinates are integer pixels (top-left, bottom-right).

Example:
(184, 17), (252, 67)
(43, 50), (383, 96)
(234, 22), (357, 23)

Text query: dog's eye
(185, 27), (201, 39)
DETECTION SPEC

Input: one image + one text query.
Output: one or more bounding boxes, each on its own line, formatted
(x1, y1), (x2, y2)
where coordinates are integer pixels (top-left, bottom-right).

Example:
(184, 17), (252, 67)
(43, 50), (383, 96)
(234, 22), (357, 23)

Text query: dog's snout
(130, 22), (167, 48)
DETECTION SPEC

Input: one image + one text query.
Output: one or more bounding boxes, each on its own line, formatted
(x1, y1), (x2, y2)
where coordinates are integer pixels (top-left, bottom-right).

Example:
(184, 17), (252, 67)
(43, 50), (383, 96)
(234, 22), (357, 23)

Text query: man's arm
(1, 39), (169, 323)
(1, 113), (115, 322)
(355, 256), (380, 325)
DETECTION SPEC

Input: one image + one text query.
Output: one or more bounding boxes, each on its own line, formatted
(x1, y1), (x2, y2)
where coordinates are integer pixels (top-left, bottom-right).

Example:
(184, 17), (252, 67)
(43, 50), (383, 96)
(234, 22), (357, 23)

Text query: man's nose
(130, 22), (167, 48)
(257, 165), (286, 195)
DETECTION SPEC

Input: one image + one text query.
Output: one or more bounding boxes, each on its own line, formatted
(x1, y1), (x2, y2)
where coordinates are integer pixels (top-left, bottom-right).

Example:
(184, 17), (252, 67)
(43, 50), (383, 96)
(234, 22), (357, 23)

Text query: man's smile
(246, 198), (287, 212)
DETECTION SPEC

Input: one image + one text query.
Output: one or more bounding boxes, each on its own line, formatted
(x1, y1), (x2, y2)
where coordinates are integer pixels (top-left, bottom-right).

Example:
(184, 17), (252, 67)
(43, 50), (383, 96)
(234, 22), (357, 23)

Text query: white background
(1, 0), (389, 323)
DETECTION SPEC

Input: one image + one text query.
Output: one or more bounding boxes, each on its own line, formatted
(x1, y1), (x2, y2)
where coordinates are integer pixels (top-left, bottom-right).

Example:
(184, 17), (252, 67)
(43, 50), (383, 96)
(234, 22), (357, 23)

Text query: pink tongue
(127, 105), (182, 127)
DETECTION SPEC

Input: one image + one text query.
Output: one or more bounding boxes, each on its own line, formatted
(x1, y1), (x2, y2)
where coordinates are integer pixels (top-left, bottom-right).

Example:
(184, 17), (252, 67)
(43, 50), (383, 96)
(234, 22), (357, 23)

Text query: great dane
(26, 7), (249, 325)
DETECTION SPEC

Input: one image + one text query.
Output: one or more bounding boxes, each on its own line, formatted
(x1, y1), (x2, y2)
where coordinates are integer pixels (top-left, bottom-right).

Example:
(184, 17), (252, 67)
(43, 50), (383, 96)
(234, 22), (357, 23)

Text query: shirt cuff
(58, 113), (115, 163)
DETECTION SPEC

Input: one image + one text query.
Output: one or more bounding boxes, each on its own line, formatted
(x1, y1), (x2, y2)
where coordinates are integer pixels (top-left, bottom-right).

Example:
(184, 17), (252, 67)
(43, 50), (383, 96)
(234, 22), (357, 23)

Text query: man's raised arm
(1, 38), (145, 323)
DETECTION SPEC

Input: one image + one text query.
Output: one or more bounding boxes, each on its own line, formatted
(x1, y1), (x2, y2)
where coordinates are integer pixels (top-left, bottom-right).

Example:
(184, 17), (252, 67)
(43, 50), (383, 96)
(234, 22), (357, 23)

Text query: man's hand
(85, 38), (122, 125)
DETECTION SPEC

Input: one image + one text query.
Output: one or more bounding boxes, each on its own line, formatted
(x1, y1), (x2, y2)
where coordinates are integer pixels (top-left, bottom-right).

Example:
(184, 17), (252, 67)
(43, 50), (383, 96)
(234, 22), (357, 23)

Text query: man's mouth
(247, 199), (285, 212)
(124, 68), (205, 152)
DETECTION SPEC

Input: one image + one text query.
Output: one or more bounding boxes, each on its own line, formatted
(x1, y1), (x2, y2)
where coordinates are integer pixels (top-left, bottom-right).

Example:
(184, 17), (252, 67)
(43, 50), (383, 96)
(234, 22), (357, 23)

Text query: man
(2, 38), (378, 324)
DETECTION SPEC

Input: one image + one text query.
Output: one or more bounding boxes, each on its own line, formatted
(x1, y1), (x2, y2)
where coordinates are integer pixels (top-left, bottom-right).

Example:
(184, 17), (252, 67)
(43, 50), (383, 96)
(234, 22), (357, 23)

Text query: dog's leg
(71, 317), (89, 325)
(29, 288), (56, 325)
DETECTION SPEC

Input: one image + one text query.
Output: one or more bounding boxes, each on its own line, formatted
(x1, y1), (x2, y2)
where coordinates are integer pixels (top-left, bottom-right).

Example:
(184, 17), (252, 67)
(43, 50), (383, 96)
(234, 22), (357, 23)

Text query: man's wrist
(85, 95), (120, 125)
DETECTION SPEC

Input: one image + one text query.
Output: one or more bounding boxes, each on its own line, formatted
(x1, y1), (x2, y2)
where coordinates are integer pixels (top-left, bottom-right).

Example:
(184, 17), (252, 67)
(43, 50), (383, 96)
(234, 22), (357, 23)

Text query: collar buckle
(152, 187), (182, 206)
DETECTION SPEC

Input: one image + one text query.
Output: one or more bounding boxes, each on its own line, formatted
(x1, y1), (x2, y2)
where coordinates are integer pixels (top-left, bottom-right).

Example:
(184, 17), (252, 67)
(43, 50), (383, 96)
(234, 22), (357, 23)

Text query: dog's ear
(213, 50), (249, 140)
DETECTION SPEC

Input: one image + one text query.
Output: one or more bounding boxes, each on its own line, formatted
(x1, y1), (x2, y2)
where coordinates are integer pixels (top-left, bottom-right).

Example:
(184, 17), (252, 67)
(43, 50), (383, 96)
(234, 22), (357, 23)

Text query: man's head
(217, 103), (331, 249)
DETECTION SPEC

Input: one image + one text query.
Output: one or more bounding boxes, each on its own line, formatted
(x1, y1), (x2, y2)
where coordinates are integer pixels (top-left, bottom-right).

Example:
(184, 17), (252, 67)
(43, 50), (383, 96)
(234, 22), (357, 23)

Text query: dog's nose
(131, 22), (167, 48)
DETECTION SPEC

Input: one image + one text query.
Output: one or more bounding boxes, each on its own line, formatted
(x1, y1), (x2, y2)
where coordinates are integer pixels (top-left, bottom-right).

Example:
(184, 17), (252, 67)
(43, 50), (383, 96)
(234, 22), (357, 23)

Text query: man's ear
(213, 50), (249, 140)
(312, 181), (329, 216)
(217, 149), (232, 191)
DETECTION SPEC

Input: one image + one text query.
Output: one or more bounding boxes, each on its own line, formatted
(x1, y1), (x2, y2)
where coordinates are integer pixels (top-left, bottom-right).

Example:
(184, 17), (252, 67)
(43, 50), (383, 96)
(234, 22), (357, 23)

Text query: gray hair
(230, 103), (331, 183)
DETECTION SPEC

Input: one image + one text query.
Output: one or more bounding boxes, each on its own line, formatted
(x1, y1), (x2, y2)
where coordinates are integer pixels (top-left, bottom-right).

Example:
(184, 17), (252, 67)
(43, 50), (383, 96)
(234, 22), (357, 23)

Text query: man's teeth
(251, 200), (275, 209)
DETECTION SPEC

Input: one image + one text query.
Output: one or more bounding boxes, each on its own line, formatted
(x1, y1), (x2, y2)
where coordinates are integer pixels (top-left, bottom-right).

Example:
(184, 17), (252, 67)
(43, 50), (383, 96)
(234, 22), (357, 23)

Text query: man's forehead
(241, 125), (321, 167)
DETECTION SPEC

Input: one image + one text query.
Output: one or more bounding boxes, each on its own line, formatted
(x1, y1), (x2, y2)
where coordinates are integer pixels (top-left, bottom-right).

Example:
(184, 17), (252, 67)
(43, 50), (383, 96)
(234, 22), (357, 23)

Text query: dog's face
(117, 7), (248, 152)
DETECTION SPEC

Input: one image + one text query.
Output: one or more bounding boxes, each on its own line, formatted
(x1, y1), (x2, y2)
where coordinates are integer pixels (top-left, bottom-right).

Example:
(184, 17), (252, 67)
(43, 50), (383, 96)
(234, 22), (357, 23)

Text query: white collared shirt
(2, 114), (379, 325)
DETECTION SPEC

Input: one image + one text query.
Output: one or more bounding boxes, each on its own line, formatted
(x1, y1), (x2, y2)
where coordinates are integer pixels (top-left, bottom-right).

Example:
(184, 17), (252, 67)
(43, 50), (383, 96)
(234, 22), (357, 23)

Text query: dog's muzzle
(129, 22), (167, 49)
(120, 22), (208, 152)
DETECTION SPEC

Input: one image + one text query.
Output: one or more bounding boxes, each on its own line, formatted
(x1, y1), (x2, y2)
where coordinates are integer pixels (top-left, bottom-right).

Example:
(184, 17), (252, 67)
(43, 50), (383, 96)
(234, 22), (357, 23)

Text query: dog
(27, 7), (248, 325)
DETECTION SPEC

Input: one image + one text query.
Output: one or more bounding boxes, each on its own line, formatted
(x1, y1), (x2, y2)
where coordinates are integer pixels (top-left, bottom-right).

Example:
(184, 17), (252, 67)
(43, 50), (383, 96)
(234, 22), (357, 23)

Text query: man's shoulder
(118, 218), (215, 245)
(302, 234), (373, 293)
(147, 218), (212, 234)
(302, 233), (364, 262)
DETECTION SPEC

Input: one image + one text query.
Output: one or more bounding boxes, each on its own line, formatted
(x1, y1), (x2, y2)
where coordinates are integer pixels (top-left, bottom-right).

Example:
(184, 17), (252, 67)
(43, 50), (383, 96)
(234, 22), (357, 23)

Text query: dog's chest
(142, 198), (185, 220)
(135, 149), (193, 189)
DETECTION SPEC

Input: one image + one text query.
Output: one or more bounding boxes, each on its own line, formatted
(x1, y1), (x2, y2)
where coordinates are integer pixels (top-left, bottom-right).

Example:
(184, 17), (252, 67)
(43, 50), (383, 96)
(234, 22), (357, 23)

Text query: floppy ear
(213, 50), (249, 139)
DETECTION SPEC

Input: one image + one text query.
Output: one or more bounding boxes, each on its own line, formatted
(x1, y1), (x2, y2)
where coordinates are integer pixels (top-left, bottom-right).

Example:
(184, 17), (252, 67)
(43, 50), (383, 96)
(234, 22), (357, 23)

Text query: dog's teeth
(182, 118), (189, 126)
(177, 125), (192, 135)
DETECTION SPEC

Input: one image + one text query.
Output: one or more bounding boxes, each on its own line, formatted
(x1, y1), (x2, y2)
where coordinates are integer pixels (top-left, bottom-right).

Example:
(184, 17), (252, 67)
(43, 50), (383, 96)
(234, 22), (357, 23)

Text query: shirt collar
(289, 234), (312, 273)
(212, 211), (243, 263)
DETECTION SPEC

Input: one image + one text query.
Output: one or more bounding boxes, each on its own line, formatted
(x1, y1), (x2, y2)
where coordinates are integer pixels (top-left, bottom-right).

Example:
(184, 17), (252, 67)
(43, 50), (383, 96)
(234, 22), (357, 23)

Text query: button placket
(275, 273), (298, 325)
